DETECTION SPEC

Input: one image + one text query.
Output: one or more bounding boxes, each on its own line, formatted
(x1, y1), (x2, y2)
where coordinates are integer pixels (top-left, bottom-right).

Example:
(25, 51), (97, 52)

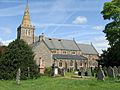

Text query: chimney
(39, 33), (45, 42)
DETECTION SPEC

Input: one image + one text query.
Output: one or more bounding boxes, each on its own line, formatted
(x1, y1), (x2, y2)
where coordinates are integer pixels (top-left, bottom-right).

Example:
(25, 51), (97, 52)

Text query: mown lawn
(0, 76), (120, 90)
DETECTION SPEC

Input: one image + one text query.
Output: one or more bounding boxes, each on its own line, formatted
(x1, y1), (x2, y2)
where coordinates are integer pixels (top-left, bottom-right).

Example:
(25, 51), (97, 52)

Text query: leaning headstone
(107, 66), (115, 78)
(118, 66), (120, 74)
(87, 68), (92, 76)
(113, 66), (118, 77)
(97, 66), (105, 81)
(16, 68), (21, 85)
(103, 66), (108, 76)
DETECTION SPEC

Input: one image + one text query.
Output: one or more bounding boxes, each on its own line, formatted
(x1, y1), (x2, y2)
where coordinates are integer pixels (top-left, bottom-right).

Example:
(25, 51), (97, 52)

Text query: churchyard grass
(0, 76), (120, 90)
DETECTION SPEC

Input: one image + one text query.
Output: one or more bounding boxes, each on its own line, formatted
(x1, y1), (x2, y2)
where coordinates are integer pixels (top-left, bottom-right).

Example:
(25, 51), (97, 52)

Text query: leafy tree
(100, 0), (120, 66)
(0, 46), (6, 58)
(0, 39), (39, 80)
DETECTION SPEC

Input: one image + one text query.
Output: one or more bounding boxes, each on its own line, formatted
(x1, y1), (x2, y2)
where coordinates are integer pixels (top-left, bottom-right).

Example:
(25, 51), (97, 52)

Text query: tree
(100, 0), (120, 66)
(0, 39), (39, 80)
(0, 45), (6, 58)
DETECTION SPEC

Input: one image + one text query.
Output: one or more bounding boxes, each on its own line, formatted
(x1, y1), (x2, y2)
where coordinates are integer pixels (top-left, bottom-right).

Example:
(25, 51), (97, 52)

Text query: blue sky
(0, 0), (112, 53)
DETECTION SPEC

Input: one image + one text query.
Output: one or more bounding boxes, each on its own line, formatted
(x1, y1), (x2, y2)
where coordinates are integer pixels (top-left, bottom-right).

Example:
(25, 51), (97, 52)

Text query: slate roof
(78, 44), (98, 55)
(44, 38), (79, 50)
(33, 36), (98, 55)
(53, 54), (87, 60)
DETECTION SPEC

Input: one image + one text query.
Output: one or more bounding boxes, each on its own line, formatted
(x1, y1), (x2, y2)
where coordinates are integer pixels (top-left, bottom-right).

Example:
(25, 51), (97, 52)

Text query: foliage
(0, 46), (6, 58)
(44, 67), (52, 76)
(0, 39), (39, 80)
(101, 0), (120, 66)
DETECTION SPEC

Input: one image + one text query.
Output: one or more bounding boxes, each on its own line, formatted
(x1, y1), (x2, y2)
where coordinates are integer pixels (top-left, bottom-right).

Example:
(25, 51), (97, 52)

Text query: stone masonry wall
(32, 41), (52, 67)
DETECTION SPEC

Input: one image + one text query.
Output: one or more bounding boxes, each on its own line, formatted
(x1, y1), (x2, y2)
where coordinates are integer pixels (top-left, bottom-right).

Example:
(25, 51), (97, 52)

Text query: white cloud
(93, 25), (104, 30)
(73, 16), (87, 24)
(0, 38), (13, 46)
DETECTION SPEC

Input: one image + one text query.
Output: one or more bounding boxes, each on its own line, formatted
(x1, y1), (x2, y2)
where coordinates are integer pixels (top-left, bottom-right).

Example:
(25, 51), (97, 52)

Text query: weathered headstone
(27, 67), (30, 79)
(16, 68), (21, 85)
(107, 66), (115, 78)
(61, 68), (65, 76)
(80, 67), (85, 77)
(103, 66), (108, 76)
(87, 68), (92, 76)
(113, 66), (118, 77)
(118, 66), (120, 74)
(97, 67), (105, 81)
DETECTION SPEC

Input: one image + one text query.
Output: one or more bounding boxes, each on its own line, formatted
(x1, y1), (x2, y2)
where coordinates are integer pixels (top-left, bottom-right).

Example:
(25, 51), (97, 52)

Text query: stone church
(17, 2), (99, 73)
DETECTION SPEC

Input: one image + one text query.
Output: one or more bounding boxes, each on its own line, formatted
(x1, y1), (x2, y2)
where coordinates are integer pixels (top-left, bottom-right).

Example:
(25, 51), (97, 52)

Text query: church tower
(17, 0), (35, 45)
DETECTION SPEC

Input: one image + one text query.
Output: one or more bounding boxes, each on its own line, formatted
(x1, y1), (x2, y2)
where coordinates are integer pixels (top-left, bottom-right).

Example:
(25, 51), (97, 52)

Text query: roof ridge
(73, 39), (81, 51)
(46, 37), (73, 41)
(91, 43), (99, 55)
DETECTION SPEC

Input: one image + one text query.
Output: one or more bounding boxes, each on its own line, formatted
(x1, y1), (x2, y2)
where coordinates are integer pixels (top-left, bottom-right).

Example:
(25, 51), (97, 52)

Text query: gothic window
(51, 50), (56, 54)
(25, 29), (27, 35)
(70, 60), (73, 66)
(71, 51), (76, 55)
(59, 60), (62, 67)
(80, 62), (82, 66)
(63, 51), (67, 54)
(28, 30), (31, 36)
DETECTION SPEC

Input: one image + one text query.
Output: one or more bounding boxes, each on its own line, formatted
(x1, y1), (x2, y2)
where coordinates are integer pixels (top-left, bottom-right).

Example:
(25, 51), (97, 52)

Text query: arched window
(28, 30), (31, 36)
(59, 60), (62, 67)
(70, 60), (73, 66)
(25, 29), (27, 35)
(80, 62), (82, 66)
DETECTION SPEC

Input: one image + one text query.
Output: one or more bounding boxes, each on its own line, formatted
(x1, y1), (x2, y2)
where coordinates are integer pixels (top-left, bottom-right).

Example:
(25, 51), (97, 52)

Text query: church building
(17, 2), (99, 73)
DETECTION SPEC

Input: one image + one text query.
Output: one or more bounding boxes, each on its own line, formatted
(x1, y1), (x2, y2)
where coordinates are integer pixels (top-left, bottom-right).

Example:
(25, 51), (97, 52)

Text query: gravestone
(74, 71), (78, 75)
(16, 68), (21, 85)
(118, 66), (120, 74)
(113, 66), (118, 77)
(107, 66), (115, 78)
(61, 68), (65, 76)
(27, 67), (30, 79)
(51, 60), (59, 77)
(80, 67), (85, 77)
(54, 68), (58, 75)
(87, 68), (92, 76)
(97, 67), (105, 81)
(103, 66), (108, 76)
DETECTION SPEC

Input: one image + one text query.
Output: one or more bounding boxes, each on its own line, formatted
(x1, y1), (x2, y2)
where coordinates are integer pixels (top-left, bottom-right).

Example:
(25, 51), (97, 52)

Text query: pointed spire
(22, 0), (31, 27)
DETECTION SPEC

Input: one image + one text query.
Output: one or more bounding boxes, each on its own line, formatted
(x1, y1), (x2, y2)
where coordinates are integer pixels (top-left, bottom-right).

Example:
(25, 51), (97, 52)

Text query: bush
(44, 67), (52, 76)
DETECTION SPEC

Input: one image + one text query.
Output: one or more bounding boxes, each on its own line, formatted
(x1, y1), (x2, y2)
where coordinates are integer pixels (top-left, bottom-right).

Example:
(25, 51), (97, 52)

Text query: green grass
(0, 76), (120, 90)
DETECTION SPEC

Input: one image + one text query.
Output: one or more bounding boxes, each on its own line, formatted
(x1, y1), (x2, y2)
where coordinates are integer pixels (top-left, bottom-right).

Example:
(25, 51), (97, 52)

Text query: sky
(0, 0), (112, 53)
